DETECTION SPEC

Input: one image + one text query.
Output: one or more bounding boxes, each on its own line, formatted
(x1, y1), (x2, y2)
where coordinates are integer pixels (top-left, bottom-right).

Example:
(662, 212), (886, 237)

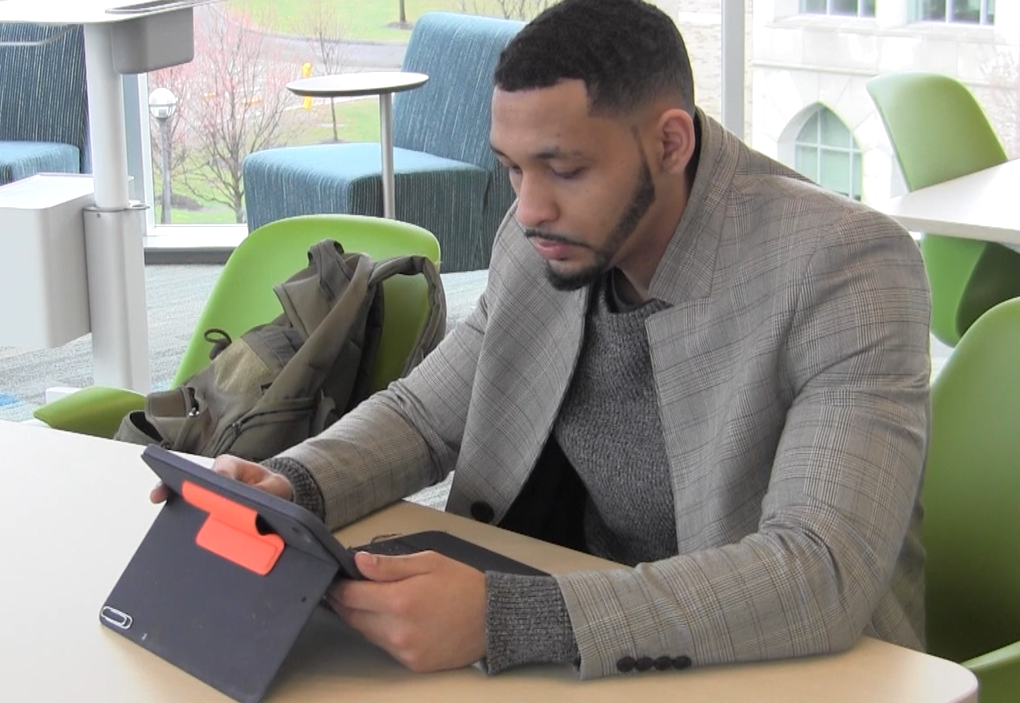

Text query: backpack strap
(368, 255), (447, 375)
(261, 242), (376, 404)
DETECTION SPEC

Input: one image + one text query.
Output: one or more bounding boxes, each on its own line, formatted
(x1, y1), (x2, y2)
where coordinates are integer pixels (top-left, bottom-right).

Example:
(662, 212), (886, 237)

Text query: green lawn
(233, 0), (532, 42)
(291, 98), (382, 145)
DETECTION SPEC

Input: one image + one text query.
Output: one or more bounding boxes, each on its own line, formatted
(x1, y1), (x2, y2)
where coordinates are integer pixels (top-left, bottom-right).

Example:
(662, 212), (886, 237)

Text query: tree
(458, 0), (556, 20)
(181, 7), (297, 223)
(399, 0), (408, 25)
(307, 1), (352, 143)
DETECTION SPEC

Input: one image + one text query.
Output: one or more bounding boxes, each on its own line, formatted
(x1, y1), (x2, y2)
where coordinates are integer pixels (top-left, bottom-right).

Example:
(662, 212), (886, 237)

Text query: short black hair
(494, 0), (695, 117)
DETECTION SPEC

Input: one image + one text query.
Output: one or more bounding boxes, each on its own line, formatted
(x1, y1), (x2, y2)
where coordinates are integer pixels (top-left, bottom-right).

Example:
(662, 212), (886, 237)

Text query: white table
(0, 0), (221, 393)
(1, 420), (978, 703)
(874, 159), (1020, 247)
(286, 71), (429, 220)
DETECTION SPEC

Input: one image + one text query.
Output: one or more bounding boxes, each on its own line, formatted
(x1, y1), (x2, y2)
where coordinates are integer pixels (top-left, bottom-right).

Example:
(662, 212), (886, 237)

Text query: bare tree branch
(307, 1), (353, 142)
(180, 7), (297, 223)
(980, 48), (1020, 159)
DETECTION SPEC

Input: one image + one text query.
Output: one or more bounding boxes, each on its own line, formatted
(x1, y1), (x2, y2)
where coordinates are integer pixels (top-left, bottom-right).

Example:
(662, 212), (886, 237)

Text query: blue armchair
(0, 23), (89, 186)
(242, 13), (523, 272)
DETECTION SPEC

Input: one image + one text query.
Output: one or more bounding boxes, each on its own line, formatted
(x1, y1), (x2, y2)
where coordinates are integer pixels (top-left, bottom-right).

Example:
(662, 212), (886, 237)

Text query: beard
(527, 156), (656, 292)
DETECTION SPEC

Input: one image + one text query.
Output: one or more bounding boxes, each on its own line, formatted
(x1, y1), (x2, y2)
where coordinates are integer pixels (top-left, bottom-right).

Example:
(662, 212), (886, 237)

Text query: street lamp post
(148, 87), (178, 225)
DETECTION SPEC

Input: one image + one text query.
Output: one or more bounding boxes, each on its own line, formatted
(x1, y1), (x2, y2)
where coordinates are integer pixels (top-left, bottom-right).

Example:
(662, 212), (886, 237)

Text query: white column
(722, 0), (746, 139)
(876, 0), (909, 29)
(993, 0), (1020, 41)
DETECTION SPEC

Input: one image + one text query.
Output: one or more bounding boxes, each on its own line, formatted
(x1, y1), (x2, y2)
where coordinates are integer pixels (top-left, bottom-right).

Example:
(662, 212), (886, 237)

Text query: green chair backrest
(923, 296), (1020, 664)
(866, 72), (1020, 347)
(174, 214), (442, 395)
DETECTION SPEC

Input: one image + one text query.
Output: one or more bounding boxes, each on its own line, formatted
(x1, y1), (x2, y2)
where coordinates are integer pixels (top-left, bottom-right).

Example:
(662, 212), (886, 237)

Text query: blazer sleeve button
(470, 501), (495, 523)
(635, 656), (654, 672)
(616, 656), (636, 673)
(672, 655), (692, 669)
(653, 656), (672, 671)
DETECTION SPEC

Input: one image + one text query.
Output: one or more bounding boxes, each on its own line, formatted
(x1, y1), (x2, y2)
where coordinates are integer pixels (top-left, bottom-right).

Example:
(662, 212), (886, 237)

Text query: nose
(514, 175), (557, 230)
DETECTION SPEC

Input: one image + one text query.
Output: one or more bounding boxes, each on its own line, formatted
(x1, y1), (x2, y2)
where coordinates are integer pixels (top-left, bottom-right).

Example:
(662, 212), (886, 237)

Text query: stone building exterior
(657, 0), (1020, 204)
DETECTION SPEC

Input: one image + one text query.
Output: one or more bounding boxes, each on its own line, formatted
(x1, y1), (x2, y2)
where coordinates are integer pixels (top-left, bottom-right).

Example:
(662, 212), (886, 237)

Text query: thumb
(354, 550), (433, 583)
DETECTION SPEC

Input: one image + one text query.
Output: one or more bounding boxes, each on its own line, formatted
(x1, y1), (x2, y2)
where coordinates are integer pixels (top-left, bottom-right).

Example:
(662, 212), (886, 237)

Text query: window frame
(916, 0), (995, 26)
(793, 107), (864, 202)
(799, 0), (876, 18)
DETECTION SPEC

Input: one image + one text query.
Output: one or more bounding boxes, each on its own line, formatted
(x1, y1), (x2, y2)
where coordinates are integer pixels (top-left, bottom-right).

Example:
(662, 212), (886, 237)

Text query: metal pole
(159, 118), (172, 224)
(379, 92), (395, 219)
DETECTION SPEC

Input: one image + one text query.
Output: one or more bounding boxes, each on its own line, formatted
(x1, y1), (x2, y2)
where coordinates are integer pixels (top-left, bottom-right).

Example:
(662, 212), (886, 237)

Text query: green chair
(923, 296), (1020, 703)
(34, 214), (442, 439)
(866, 71), (1020, 348)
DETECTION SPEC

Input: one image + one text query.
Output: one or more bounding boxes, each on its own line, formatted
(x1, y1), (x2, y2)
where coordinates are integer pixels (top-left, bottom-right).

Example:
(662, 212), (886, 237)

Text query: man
(154, 0), (932, 680)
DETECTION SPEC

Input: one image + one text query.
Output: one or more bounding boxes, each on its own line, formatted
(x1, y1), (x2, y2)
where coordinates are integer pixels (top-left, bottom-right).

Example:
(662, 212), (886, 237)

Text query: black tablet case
(101, 445), (544, 703)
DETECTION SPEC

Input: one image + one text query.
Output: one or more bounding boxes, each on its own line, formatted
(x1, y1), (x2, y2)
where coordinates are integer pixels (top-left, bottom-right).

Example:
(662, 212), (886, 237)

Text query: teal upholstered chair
(242, 12), (522, 273)
(866, 71), (1020, 348)
(0, 24), (89, 186)
(923, 296), (1020, 703)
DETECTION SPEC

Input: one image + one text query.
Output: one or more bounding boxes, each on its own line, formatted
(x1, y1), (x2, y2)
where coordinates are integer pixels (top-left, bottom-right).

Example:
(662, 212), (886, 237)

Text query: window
(794, 108), (863, 201)
(919, 0), (995, 25)
(140, 0), (562, 231)
(800, 0), (876, 17)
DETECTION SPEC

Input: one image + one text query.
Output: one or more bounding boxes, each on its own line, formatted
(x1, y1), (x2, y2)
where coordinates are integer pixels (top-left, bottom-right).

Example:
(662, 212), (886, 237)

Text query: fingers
(149, 481), (169, 504)
(211, 455), (293, 500)
(325, 554), (488, 673)
(149, 455), (292, 505)
(211, 454), (253, 480)
(354, 550), (437, 582)
(330, 552), (436, 611)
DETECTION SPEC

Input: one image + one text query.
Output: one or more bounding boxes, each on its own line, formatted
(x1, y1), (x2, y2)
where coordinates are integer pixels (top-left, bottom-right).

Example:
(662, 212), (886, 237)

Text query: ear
(656, 108), (696, 176)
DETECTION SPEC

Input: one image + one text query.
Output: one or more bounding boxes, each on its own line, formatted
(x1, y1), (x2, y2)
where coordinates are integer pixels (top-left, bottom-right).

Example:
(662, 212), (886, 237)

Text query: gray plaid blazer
(280, 111), (932, 679)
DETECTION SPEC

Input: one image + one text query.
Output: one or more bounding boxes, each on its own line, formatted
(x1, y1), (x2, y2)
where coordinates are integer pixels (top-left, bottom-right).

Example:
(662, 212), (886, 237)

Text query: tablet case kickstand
(101, 480), (339, 703)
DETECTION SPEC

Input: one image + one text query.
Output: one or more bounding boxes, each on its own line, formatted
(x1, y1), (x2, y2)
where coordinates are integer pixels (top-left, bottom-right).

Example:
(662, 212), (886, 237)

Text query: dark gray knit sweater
(265, 270), (676, 674)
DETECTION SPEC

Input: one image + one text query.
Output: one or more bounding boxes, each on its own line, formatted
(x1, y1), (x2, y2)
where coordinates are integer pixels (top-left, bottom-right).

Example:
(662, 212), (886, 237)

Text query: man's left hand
(326, 550), (487, 673)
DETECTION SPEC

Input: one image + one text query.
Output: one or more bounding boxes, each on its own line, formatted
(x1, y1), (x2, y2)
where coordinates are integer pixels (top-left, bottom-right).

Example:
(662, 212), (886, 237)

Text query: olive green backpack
(113, 239), (445, 461)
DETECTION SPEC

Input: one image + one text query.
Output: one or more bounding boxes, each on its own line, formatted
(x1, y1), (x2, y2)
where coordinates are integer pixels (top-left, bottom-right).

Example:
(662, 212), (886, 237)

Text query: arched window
(794, 107), (863, 201)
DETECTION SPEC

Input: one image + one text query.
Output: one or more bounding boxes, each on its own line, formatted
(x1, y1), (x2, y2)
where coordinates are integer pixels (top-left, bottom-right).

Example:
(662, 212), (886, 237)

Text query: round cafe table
(286, 71), (429, 220)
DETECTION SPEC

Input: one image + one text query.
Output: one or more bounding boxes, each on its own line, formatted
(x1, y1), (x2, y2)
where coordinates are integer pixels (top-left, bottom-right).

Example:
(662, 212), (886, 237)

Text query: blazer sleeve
(554, 211), (932, 679)
(274, 272), (491, 532)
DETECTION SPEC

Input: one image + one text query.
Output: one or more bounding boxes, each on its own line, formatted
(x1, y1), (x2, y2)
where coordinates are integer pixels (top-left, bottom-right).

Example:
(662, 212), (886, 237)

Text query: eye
(552, 168), (583, 180)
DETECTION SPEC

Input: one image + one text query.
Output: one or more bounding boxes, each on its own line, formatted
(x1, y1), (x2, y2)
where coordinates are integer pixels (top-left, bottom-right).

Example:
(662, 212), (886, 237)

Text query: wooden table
(0, 421), (978, 703)
(873, 159), (1020, 247)
(286, 72), (429, 220)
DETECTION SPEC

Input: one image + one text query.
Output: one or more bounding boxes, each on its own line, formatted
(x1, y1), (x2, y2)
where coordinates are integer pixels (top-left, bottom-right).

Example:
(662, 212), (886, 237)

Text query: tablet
(140, 444), (546, 579)
(100, 446), (545, 702)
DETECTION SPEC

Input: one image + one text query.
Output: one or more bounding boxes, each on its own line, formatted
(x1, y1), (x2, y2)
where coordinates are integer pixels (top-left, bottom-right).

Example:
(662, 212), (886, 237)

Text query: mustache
(524, 229), (588, 248)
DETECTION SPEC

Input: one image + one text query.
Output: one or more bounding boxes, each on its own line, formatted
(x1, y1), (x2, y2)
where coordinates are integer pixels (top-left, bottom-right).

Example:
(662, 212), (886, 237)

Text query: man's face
(490, 81), (657, 291)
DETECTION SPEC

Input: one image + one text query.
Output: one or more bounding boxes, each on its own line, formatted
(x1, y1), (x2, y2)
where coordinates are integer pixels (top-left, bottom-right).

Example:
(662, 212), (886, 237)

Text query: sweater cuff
(482, 572), (581, 674)
(261, 456), (326, 521)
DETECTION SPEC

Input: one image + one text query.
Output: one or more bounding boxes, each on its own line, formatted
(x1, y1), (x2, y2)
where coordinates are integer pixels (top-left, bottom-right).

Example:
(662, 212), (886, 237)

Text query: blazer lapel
(446, 276), (589, 521)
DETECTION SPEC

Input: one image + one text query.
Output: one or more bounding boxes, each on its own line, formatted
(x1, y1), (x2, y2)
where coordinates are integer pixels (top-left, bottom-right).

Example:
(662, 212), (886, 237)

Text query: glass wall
(127, 0), (1020, 234)
(142, 0), (562, 229)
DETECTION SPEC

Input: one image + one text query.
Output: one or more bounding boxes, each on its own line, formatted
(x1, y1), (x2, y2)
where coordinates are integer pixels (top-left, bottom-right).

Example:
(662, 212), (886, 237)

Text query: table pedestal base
(84, 204), (151, 393)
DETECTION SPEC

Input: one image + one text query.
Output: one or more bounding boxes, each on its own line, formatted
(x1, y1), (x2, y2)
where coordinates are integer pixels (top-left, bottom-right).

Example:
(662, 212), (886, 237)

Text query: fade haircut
(494, 0), (696, 118)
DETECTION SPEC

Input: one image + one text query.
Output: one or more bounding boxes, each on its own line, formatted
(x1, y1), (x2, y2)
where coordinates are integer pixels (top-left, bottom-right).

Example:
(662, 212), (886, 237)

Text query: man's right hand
(148, 454), (294, 504)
